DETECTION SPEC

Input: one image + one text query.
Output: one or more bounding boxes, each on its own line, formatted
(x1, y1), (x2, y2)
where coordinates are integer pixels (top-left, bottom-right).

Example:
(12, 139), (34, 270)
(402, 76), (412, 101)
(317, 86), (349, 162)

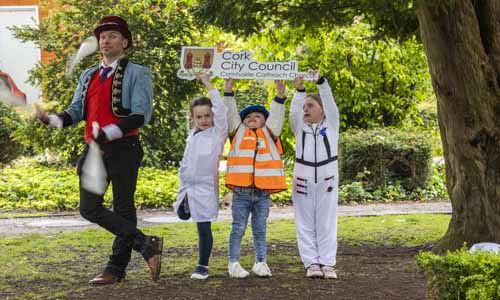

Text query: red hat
(93, 16), (132, 49)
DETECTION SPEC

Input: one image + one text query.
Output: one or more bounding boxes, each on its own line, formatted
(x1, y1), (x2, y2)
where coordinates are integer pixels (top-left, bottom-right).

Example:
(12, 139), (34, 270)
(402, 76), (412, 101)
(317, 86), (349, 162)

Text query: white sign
(177, 46), (318, 81)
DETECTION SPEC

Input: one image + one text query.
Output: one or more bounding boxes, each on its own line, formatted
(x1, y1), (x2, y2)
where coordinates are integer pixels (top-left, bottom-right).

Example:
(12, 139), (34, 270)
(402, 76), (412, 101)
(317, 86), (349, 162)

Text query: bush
(0, 161), (294, 211)
(0, 103), (25, 164)
(339, 127), (433, 191)
(1, 154), (446, 211)
(0, 162), (180, 210)
(417, 248), (500, 300)
(338, 162), (447, 203)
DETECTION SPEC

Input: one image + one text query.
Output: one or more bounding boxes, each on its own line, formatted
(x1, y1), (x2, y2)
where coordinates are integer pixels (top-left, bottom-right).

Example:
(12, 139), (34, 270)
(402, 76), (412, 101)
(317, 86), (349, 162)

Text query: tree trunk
(416, 0), (500, 252)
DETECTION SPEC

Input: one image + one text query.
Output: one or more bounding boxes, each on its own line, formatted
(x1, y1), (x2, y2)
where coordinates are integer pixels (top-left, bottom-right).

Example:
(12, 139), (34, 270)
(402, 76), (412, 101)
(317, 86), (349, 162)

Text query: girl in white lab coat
(173, 74), (228, 280)
(290, 74), (339, 279)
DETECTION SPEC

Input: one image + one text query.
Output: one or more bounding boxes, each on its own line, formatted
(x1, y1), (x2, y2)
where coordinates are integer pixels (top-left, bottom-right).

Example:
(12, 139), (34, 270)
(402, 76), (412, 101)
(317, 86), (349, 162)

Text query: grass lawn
(0, 214), (450, 300)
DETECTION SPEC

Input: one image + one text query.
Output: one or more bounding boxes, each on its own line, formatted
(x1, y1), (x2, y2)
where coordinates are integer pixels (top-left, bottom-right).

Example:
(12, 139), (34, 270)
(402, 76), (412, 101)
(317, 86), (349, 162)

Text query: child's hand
(196, 73), (215, 90)
(224, 78), (235, 93)
(196, 73), (210, 85)
(293, 76), (305, 90)
(274, 80), (286, 98)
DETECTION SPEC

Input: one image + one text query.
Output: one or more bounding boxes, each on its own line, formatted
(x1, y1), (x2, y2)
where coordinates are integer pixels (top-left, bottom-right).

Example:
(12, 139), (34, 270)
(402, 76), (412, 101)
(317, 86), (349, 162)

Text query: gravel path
(0, 201), (451, 236)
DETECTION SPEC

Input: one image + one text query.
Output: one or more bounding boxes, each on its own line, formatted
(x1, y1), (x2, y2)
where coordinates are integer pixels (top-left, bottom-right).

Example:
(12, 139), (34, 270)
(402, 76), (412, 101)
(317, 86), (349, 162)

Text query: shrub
(417, 248), (500, 300)
(338, 163), (447, 203)
(0, 163), (180, 210)
(0, 103), (25, 164)
(0, 162), (294, 210)
(0, 163), (79, 210)
(339, 127), (433, 191)
(1, 155), (446, 211)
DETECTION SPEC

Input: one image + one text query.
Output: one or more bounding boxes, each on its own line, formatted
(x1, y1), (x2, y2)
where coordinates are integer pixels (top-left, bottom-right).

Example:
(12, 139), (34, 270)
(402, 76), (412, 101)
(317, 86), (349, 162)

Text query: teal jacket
(65, 57), (153, 125)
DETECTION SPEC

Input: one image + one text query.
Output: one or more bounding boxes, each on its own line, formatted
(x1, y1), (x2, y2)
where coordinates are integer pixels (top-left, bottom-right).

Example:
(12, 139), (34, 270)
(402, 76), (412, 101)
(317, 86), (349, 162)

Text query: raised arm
(198, 74), (228, 143)
(290, 76), (306, 134)
(266, 80), (286, 137)
(317, 77), (339, 132)
(222, 78), (241, 135)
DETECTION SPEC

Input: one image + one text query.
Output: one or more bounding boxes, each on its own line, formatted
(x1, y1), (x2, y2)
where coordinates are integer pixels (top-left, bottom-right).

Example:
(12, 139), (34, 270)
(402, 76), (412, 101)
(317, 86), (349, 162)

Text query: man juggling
(37, 16), (162, 285)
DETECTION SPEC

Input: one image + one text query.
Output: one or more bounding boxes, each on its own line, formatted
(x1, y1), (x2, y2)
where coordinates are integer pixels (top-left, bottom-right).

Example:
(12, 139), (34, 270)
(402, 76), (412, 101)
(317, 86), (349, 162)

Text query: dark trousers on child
(197, 222), (213, 266)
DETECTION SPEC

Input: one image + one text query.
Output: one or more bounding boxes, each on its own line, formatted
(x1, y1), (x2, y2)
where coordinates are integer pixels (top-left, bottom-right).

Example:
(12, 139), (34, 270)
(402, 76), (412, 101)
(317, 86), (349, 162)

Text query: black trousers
(197, 222), (213, 266)
(77, 136), (146, 278)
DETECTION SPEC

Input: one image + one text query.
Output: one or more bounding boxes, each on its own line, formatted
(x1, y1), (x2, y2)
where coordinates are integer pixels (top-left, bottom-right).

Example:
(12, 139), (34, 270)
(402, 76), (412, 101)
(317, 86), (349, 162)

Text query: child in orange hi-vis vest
(223, 79), (287, 278)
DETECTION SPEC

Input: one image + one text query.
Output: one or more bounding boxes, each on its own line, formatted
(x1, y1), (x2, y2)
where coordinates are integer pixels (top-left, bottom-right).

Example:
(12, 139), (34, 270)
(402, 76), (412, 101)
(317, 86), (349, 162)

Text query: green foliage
(339, 127), (433, 191)
(0, 159), (291, 210)
(193, 1), (419, 40)
(0, 162), (79, 210)
(0, 162), (180, 210)
(338, 162), (447, 203)
(417, 248), (500, 300)
(11, 0), (201, 165)
(0, 103), (26, 164)
(9, 0), (433, 169)
(241, 22), (432, 131)
(415, 102), (443, 157)
(205, 22), (433, 163)
(1, 156), (446, 211)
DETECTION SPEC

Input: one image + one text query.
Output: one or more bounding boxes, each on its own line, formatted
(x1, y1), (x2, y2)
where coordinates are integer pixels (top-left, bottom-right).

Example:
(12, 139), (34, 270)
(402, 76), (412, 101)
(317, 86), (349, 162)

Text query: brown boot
(88, 271), (122, 285)
(145, 236), (163, 282)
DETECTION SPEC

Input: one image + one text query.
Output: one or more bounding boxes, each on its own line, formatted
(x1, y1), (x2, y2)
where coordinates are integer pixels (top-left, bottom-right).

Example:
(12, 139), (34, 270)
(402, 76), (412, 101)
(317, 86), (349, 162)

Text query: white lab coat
(290, 79), (340, 268)
(174, 89), (228, 222)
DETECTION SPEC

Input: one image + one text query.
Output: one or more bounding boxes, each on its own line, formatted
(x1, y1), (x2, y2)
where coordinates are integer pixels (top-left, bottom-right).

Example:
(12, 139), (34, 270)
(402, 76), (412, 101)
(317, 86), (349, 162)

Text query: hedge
(339, 127), (433, 191)
(0, 162), (293, 211)
(417, 249), (500, 300)
(0, 158), (447, 211)
(0, 102), (25, 164)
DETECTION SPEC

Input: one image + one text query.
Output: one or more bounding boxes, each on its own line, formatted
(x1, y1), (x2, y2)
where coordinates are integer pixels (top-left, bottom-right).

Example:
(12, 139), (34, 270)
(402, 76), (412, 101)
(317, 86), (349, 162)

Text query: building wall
(0, 0), (53, 63)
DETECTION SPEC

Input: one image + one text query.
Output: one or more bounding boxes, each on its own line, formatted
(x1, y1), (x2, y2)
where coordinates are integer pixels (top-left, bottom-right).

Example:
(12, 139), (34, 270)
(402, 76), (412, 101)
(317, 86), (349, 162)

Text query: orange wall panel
(0, 0), (38, 4)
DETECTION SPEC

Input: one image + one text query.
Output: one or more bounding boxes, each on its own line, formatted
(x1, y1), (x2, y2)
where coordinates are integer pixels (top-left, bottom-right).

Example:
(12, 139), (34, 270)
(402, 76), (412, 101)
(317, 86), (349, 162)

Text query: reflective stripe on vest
(226, 125), (286, 193)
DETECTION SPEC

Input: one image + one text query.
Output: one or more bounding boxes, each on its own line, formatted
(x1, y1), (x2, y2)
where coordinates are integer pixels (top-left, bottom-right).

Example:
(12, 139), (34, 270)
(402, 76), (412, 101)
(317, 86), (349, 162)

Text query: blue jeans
(228, 187), (270, 263)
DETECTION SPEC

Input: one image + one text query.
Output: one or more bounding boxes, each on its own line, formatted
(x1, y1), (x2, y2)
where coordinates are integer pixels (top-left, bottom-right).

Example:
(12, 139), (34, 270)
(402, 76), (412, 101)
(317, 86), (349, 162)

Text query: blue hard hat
(239, 104), (269, 121)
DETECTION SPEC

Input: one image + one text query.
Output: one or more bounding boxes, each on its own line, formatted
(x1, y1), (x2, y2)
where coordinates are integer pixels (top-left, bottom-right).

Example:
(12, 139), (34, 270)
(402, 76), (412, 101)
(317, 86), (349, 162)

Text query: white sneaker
(190, 265), (209, 280)
(228, 262), (249, 278)
(306, 264), (323, 278)
(252, 262), (272, 277)
(321, 266), (338, 279)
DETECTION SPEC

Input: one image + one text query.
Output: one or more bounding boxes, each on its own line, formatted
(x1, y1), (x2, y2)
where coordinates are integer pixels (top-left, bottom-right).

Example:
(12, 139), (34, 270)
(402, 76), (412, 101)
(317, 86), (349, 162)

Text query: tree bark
(416, 0), (500, 252)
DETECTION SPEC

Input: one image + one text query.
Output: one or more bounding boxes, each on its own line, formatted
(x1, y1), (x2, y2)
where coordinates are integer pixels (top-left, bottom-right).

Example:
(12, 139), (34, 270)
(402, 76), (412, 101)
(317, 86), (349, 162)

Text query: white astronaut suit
(290, 78), (340, 268)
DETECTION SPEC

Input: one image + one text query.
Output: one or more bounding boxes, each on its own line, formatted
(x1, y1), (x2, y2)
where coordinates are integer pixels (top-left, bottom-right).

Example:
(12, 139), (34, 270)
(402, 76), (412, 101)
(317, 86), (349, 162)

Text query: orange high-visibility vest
(225, 125), (286, 194)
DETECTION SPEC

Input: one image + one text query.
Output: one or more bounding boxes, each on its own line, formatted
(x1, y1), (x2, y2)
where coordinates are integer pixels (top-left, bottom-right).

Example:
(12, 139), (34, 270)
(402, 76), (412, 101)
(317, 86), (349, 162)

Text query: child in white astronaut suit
(290, 74), (339, 279)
